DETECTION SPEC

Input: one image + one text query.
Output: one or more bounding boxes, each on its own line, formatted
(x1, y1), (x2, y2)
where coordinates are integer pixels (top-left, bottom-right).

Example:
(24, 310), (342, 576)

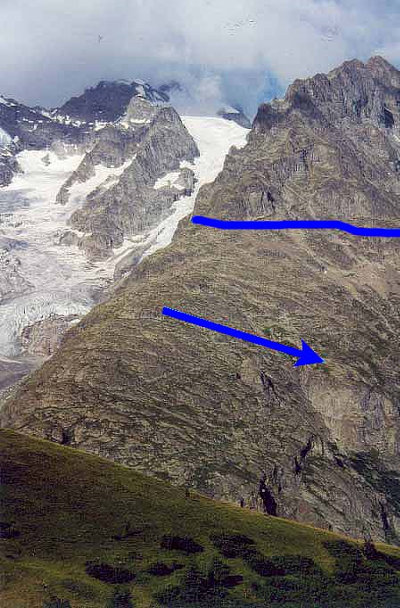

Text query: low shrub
(160, 535), (204, 554)
(85, 561), (135, 584)
(210, 533), (255, 558)
(43, 598), (71, 608)
(0, 522), (20, 539)
(105, 587), (134, 608)
(147, 561), (184, 576)
(155, 558), (239, 606)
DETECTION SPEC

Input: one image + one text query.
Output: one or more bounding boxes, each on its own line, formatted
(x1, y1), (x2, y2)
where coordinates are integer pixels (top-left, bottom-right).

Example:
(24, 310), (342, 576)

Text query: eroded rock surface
(66, 103), (199, 259)
(2, 57), (400, 543)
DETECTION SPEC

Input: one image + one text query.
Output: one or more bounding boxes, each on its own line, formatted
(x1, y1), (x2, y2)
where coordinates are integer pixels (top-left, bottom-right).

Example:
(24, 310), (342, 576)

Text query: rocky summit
(57, 79), (170, 123)
(2, 57), (400, 544)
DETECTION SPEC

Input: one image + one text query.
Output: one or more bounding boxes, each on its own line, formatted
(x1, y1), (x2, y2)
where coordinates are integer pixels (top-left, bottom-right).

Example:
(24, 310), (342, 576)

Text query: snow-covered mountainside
(0, 116), (248, 387)
(136, 116), (248, 261)
(0, 79), (173, 189)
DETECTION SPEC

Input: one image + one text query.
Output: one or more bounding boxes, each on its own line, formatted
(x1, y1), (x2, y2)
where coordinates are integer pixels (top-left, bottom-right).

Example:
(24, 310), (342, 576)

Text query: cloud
(0, 0), (399, 116)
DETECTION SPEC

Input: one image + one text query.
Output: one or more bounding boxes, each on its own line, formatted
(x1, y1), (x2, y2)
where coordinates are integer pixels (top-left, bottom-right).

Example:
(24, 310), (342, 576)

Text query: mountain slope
(2, 429), (400, 608)
(2, 57), (400, 543)
(0, 94), (85, 150)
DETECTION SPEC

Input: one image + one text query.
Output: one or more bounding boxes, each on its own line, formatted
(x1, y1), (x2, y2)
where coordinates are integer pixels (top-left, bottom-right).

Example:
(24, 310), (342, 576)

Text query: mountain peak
(57, 79), (169, 123)
(254, 56), (400, 135)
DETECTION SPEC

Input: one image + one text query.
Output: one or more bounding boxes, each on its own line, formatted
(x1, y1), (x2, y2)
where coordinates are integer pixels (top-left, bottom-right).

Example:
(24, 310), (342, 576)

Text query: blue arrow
(162, 306), (324, 367)
(191, 216), (400, 237)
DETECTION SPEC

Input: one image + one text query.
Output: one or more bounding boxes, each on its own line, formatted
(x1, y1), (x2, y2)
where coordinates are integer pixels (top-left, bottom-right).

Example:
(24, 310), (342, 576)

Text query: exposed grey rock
(20, 314), (79, 357)
(0, 142), (23, 187)
(4, 57), (400, 544)
(123, 95), (158, 123)
(0, 244), (32, 303)
(218, 106), (252, 129)
(56, 79), (169, 123)
(63, 101), (199, 258)
(0, 357), (37, 396)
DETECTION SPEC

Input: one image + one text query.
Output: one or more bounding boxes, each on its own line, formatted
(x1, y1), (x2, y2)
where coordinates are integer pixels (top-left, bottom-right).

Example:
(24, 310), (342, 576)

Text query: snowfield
(121, 117), (249, 263)
(0, 117), (248, 358)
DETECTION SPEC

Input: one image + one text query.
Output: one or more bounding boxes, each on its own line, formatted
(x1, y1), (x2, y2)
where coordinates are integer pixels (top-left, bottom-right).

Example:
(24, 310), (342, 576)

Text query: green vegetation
(1, 429), (400, 607)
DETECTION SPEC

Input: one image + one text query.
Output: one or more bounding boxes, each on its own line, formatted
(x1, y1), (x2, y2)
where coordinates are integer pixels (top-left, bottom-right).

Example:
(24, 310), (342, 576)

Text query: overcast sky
(1, 0), (399, 116)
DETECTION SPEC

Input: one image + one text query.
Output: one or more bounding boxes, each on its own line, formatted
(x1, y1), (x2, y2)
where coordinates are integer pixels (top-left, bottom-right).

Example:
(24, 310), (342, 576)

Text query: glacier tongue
(0, 150), (133, 357)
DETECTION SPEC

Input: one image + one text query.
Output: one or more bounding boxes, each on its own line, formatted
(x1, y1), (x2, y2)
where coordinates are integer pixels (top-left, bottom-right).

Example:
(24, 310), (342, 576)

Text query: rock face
(218, 106), (252, 129)
(56, 99), (199, 259)
(0, 144), (21, 187)
(0, 94), (86, 150)
(2, 57), (400, 544)
(19, 314), (79, 357)
(0, 237), (32, 302)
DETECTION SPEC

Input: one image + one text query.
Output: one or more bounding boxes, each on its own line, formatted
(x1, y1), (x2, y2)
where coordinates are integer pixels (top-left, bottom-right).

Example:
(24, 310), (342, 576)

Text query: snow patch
(220, 105), (240, 114)
(154, 171), (183, 190)
(0, 127), (11, 147)
(119, 117), (248, 264)
(67, 158), (133, 206)
(118, 117), (150, 129)
(94, 121), (109, 131)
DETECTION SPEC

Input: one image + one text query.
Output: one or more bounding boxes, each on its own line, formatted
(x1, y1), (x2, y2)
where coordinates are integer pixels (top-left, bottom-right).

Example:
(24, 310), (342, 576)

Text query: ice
(123, 117), (249, 263)
(0, 150), (134, 356)
(154, 171), (183, 190)
(0, 117), (248, 357)
(0, 127), (11, 147)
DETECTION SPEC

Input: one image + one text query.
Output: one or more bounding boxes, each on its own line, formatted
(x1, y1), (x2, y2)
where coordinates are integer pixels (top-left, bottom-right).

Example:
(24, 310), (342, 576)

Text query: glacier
(0, 117), (248, 364)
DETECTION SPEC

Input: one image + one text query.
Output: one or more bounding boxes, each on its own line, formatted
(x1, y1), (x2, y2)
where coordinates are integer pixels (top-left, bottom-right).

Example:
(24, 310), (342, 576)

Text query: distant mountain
(56, 79), (170, 123)
(0, 94), (86, 186)
(0, 93), (85, 148)
(0, 79), (173, 186)
(0, 76), (249, 393)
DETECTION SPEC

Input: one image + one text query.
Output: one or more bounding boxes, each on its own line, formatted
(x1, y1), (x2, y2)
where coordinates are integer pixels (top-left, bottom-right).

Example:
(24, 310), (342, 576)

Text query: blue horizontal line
(191, 216), (400, 237)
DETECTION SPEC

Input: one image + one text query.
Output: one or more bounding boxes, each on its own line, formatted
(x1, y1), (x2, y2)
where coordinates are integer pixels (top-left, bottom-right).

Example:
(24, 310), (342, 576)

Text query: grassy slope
(1, 429), (400, 608)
